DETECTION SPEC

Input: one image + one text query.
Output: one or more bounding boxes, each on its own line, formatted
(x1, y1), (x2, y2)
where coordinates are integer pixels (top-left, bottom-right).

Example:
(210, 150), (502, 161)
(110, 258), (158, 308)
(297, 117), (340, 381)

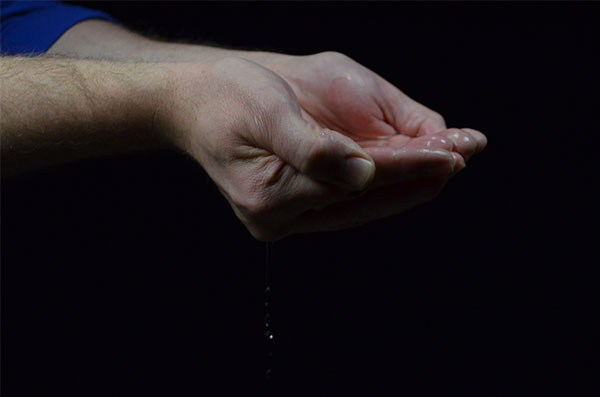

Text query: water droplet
(264, 286), (272, 296)
(265, 368), (272, 380)
(265, 330), (274, 340)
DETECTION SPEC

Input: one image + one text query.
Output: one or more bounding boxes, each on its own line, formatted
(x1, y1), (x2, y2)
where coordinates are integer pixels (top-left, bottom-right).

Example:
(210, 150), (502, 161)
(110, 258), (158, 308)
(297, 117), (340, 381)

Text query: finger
(291, 175), (450, 234)
(403, 129), (481, 161)
(460, 127), (488, 152)
(381, 81), (447, 136)
(440, 128), (480, 160)
(357, 132), (454, 153)
(363, 145), (456, 188)
(409, 103), (448, 136)
(355, 134), (412, 149)
(406, 133), (455, 151)
(265, 114), (376, 191)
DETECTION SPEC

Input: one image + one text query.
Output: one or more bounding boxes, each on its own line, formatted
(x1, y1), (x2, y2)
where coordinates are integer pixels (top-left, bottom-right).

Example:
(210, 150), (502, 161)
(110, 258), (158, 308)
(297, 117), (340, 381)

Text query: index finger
(380, 79), (447, 136)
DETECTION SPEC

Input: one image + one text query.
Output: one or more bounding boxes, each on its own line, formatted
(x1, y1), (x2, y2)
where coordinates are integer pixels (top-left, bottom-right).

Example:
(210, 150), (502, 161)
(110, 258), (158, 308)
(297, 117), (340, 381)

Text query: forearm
(0, 56), (168, 174)
(47, 20), (290, 71)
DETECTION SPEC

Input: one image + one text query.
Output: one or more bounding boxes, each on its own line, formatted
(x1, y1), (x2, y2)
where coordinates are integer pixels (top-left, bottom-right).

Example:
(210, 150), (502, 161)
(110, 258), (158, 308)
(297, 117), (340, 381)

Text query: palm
(276, 52), (486, 188)
(278, 52), (426, 138)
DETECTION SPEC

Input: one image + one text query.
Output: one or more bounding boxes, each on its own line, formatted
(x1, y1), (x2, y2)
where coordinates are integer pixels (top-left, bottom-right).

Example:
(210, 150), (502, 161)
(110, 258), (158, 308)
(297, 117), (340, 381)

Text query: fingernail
(342, 156), (375, 190)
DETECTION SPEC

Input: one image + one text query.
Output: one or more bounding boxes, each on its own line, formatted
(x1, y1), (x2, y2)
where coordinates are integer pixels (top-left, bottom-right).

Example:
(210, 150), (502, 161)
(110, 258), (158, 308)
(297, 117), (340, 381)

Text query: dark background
(2, 1), (599, 396)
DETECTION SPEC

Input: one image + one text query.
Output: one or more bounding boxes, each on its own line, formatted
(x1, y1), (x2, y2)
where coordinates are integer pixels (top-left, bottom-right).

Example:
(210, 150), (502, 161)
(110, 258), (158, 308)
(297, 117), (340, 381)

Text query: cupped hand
(264, 52), (488, 232)
(272, 51), (487, 177)
(160, 55), (486, 240)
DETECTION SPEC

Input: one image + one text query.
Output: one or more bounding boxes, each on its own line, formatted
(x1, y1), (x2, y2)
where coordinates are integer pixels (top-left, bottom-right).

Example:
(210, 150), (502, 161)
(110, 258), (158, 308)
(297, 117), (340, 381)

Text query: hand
(271, 51), (487, 179)
(264, 51), (488, 231)
(160, 57), (377, 240)
(46, 22), (487, 235)
(160, 54), (486, 240)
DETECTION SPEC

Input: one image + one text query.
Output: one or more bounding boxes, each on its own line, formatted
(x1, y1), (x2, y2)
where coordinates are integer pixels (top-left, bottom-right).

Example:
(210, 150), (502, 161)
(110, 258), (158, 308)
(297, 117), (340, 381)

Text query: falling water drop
(265, 242), (275, 387)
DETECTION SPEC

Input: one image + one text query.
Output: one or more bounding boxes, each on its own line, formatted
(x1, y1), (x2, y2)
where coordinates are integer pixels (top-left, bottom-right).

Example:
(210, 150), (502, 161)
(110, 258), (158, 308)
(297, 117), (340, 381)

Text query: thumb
(270, 116), (375, 191)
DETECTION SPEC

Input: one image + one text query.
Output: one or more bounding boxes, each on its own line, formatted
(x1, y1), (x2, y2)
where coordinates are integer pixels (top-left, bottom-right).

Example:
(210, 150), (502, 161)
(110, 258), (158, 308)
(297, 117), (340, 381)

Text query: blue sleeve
(1, 1), (119, 55)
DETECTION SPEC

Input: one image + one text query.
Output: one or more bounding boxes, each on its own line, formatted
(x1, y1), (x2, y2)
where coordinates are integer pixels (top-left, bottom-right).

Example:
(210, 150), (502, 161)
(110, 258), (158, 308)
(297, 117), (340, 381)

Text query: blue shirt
(1, 1), (117, 55)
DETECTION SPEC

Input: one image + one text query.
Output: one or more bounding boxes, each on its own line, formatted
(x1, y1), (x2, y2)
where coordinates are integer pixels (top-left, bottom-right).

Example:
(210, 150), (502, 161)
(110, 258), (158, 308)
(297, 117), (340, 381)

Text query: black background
(2, 1), (599, 396)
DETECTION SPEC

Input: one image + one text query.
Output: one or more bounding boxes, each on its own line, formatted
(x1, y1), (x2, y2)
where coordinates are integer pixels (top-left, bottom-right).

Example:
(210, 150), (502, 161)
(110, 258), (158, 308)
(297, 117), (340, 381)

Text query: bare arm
(47, 20), (286, 69)
(0, 56), (167, 174)
(2, 19), (487, 239)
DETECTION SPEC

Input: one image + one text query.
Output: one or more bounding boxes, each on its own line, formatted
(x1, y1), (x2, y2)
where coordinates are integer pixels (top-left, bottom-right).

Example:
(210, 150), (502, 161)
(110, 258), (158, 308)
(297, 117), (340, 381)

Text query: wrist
(151, 62), (212, 156)
(95, 61), (174, 152)
(135, 63), (182, 151)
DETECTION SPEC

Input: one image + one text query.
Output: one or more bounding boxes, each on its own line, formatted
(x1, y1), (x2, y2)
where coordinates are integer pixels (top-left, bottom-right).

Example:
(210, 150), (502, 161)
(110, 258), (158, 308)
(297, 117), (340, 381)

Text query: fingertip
(461, 128), (488, 152)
